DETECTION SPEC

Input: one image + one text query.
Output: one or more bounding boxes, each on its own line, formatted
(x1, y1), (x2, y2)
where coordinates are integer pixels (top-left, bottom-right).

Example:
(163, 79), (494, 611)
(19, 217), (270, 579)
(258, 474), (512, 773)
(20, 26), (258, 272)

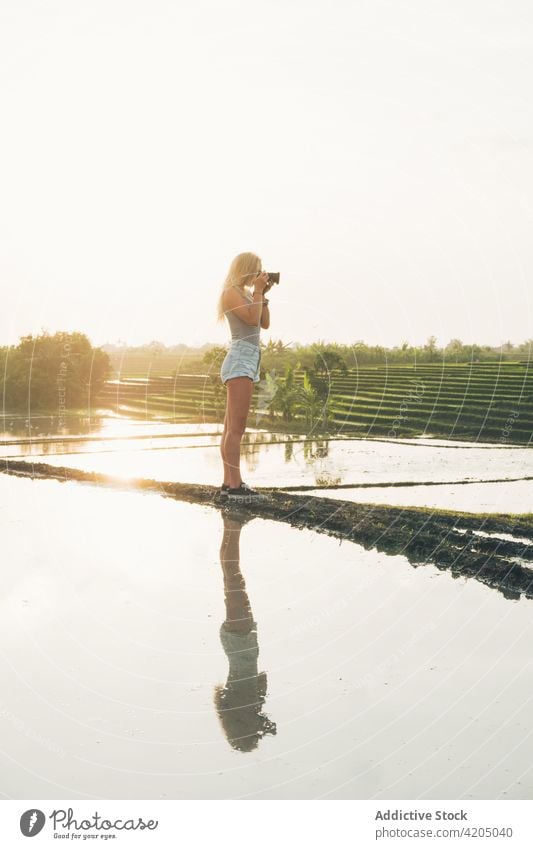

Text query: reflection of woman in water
(214, 513), (276, 751)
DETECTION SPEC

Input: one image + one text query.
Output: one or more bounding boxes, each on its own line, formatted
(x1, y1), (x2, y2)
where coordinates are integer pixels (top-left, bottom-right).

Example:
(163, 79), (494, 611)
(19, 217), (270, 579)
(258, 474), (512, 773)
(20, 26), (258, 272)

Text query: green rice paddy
(100, 362), (533, 444)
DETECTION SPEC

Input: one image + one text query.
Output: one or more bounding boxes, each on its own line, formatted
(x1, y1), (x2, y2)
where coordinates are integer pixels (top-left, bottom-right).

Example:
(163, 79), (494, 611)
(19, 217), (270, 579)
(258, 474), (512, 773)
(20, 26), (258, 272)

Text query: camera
(266, 272), (280, 285)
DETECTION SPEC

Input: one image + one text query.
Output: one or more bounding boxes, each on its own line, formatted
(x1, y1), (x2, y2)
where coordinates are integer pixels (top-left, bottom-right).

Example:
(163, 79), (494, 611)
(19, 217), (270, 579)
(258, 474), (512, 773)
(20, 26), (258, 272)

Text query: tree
(1, 331), (111, 411)
(424, 336), (438, 362)
(445, 338), (464, 363)
(270, 364), (299, 422)
(147, 340), (166, 355)
(202, 345), (228, 371)
(312, 347), (347, 374)
(297, 371), (323, 429)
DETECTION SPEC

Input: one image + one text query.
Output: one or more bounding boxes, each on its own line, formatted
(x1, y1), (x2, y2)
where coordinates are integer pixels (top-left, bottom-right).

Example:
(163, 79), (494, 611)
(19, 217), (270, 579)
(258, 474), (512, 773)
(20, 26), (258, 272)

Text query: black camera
(266, 272), (280, 284)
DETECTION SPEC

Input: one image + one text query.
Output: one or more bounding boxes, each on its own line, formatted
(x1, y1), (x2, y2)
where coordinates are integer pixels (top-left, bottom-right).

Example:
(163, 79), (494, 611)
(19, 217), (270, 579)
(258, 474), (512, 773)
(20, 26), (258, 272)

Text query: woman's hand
(253, 271), (269, 295)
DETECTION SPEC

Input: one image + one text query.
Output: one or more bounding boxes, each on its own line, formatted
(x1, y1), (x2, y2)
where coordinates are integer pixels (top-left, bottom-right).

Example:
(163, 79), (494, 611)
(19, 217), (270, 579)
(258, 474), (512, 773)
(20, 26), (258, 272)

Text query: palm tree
(270, 364), (299, 423)
(297, 371), (323, 430)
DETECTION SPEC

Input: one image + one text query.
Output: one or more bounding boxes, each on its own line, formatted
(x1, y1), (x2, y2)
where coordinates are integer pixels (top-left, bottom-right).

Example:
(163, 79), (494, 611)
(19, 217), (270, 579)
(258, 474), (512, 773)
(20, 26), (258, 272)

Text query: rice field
(100, 362), (533, 444)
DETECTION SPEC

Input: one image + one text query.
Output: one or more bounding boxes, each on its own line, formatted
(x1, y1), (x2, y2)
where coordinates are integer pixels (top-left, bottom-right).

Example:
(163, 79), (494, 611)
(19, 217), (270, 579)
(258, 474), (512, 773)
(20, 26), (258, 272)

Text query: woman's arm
(260, 278), (273, 329)
(223, 274), (269, 326)
(260, 301), (270, 330)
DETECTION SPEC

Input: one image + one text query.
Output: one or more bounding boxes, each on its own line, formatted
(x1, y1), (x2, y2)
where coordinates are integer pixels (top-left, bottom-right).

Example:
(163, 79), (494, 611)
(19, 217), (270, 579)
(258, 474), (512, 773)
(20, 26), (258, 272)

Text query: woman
(215, 252), (272, 501)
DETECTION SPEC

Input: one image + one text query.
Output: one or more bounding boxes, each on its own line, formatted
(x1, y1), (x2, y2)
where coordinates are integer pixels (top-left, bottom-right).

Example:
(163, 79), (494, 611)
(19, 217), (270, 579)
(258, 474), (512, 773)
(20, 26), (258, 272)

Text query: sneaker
(235, 481), (256, 494)
(226, 483), (266, 501)
(213, 484), (230, 504)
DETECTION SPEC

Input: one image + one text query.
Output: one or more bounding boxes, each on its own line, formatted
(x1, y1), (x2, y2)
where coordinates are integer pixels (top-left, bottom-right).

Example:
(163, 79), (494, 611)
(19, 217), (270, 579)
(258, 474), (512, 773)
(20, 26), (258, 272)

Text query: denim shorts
(220, 339), (261, 385)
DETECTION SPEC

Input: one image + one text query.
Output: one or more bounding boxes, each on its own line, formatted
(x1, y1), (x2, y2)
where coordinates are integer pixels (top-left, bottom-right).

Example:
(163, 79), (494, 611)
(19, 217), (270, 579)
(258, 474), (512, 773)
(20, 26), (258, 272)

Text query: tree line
(1, 331), (111, 412)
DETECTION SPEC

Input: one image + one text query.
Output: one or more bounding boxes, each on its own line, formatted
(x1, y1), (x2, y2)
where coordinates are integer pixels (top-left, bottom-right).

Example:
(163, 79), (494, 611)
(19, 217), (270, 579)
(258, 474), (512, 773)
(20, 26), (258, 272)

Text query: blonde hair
(216, 252), (261, 323)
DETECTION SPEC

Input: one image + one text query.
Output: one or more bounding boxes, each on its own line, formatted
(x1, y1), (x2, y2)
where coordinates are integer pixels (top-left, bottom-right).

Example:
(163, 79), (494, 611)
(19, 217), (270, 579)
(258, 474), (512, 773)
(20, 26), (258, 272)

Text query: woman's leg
(220, 404), (231, 486)
(224, 376), (254, 488)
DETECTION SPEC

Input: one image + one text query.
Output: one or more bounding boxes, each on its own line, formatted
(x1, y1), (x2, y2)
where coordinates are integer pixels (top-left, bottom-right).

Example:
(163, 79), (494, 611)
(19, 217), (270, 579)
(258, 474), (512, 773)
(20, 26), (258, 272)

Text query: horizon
(100, 335), (532, 351)
(2, 330), (532, 353)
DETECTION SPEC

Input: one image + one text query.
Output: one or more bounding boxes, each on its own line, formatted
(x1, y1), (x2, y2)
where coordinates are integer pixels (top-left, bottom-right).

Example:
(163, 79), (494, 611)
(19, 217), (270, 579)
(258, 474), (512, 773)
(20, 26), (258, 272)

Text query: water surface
(1, 474), (532, 799)
(299, 479), (533, 514)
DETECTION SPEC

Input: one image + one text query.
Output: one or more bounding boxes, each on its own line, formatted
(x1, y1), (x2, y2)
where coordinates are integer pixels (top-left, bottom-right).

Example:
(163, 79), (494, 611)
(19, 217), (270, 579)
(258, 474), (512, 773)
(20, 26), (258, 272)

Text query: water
(300, 480), (533, 514)
(1, 473), (533, 799)
(1, 415), (531, 514)
(0, 413), (226, 443)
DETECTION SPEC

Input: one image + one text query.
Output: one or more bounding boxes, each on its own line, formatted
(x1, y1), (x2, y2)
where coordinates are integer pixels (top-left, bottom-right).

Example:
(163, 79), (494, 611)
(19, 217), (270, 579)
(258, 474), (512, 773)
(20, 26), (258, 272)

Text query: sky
(1, 0), (532, 349)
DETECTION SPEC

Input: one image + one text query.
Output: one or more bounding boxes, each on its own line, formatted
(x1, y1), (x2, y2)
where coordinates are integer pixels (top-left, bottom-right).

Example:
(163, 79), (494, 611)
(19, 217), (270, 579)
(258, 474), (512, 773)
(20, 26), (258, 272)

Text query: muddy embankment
(3, 459), (533, 602)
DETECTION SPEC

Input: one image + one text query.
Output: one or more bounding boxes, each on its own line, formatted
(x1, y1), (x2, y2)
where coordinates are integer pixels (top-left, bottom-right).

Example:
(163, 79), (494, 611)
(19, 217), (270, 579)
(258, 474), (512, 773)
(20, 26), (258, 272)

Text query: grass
(361, 502), (533, 533)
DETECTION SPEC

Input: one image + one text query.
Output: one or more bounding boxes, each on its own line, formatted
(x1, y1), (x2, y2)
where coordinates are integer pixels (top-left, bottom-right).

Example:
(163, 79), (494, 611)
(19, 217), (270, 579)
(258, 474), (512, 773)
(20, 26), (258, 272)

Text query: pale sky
(1, 0), (532, 349)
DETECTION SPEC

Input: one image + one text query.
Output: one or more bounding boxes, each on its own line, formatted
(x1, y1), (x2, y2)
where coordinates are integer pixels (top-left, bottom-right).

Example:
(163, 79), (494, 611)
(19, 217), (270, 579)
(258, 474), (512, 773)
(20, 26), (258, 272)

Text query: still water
(1, 414), (531, 514)
(1, 473), (533, 799)
(299, 480), (532, 514)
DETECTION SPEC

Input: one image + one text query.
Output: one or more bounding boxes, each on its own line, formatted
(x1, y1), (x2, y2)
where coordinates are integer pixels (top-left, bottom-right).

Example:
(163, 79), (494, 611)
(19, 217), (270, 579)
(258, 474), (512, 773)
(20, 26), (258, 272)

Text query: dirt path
(2, 458), (533, 602)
